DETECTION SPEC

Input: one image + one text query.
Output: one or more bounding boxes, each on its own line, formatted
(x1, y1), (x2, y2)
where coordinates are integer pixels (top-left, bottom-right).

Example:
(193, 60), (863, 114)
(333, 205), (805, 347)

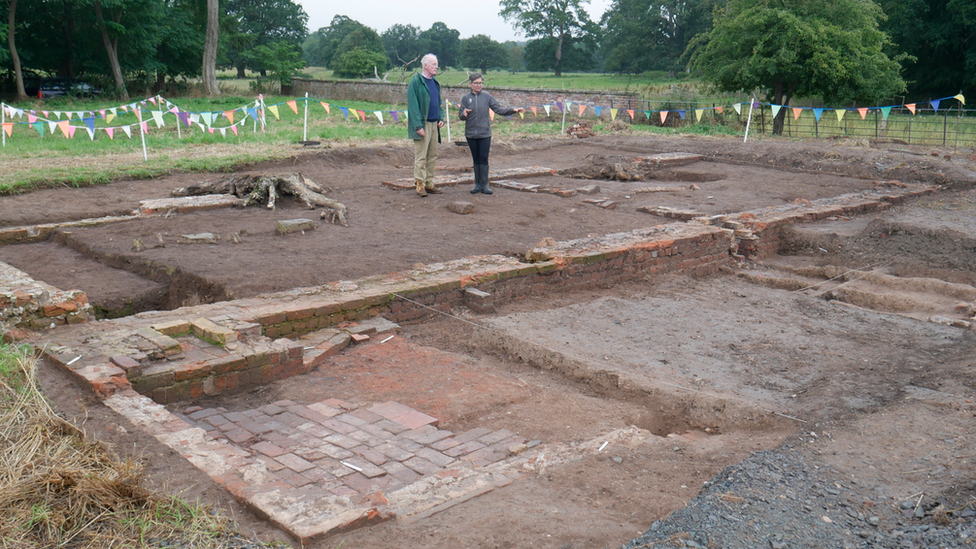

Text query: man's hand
(417, 128), (425, 137)
(437, 121), (445, 128)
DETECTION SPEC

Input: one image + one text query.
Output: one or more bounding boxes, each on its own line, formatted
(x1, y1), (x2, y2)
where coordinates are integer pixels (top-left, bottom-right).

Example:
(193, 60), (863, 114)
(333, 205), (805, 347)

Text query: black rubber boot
(470, 164), (481, 194)
(480, 165), (492, 194)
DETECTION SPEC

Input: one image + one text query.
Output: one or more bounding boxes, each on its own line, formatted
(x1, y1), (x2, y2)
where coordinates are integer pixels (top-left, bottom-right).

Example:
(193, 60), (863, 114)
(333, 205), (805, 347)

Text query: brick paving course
(181, 398), (526, 516)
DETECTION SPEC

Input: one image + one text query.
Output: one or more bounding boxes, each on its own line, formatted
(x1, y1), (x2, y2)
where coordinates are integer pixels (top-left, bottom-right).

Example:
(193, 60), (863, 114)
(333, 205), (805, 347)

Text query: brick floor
(182, 397), (526, 517)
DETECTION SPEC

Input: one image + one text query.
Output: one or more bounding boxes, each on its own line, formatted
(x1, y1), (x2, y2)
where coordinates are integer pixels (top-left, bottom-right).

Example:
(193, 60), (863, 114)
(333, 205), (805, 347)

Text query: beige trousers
(413, 121), (439, 186)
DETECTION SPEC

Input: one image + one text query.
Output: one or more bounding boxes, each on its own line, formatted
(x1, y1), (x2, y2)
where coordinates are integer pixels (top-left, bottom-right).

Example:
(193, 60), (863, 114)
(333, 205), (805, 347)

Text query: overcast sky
(294, 0), (614, 43)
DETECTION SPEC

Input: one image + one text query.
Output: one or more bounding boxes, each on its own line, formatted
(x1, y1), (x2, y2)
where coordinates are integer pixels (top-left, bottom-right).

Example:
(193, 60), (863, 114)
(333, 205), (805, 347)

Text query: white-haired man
(406, 53), (445, 197)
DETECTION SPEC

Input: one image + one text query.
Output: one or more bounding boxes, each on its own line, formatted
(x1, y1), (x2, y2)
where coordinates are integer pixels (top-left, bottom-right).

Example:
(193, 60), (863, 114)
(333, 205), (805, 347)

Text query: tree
(332, 47), (388, 78)
(459, 34), (507, 74)
(223, 0), (307, 77)
(7, 0), (28, 101)
(878, 0), (976, 99)
(523, 35), (593, 71)
(92, 0), (128, 99)
(382, 23), (425, 67)
(688, 0), (906, 135)
(302, 15), (381, 69)
(202, 0), (219, 95)
(503, 41), (526, 72)
(601, 0), (714, 74)
(248, 40), (304, 87)
(499, 0), (597, 76)
(419, 22), (460, 68)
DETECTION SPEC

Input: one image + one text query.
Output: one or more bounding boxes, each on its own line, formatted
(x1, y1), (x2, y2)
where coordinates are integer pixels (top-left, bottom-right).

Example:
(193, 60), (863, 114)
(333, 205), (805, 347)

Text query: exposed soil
(6, 134), (976, 548)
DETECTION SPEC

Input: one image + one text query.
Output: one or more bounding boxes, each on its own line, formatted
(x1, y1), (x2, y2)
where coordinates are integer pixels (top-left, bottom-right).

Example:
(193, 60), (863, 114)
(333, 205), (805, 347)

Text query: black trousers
(467, 136), (491, 166)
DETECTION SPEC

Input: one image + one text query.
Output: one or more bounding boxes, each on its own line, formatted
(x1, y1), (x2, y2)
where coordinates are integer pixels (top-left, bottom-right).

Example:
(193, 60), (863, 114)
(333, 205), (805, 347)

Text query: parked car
(23, 77), (101, 98)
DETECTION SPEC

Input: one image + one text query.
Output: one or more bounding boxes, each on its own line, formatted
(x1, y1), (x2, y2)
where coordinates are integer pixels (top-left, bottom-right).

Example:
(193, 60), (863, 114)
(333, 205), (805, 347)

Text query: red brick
(174, 361), (211, 382)
(276, 453), (315, 473)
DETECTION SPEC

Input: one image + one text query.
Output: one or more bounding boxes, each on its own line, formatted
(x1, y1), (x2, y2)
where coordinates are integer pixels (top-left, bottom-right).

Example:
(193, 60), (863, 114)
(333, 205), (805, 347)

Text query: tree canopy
(600, 0), (714, 74)
(459, 34), (507, 74)
(689, 0), (906, 134)
(499, 0), (598, 76)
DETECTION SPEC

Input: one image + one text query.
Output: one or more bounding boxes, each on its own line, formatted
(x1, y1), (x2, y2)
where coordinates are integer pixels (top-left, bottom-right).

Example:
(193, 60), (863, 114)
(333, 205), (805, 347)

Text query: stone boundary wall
(289, 79), (643, 112)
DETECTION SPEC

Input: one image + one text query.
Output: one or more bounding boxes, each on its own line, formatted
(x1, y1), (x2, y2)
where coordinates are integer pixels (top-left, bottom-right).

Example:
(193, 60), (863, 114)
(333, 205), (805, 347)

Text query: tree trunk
(202, 0), (220, 96)
(771, 78), (796, 136)
(237, 64), (246, 78)
(554, 32), (564, 77)
(93, 0), (128, 100)
(7, 0), (28, 101)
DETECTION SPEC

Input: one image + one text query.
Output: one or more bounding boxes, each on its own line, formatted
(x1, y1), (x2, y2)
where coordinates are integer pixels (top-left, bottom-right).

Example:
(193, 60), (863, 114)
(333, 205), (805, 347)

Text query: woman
(458, 74), (524, 194)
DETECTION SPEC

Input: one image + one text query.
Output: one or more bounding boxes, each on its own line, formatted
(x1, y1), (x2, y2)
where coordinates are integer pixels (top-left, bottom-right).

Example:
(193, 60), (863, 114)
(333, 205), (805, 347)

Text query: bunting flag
(610, 108), (618, 120)
(716, 107), (723, 114)
(105, 127), (114, 140)
(267, 105), (280, 120)
(858, 108), (868, 120)
(246, 107), (258, 122)
(178, 112), (190, 127)
(880, 107), (892, 120)
(518, 111), (524, 119)
(106, 113), (116, 125)
(28, 114), (37, 124)
(594, 106), (602, 117)
(57, 120), (71, 138)
(135, 108), (142, 122)
(578, 104), (586, 116)
(813, 108), (824, 121)
(224, 110), (235, 123)
(678, 110), (685, 120)
(357, 109), (366, 122)
(48, 121), (57, 134)
(374, 111), (383, 124)
(231, 125), (238, 136)
(32, 122), (44, 136)
(391, 111), (399, 123)
(287, 100), (298, 114)
(627, 109), (635, 120)
(87, 127), (96, 141)
(954, 93), (965, 105)
(771, 105), (782, 119)
(2, 123), (11, 137)
(148, 97), (157, 106)
(905, 103), (916, 114)
(930, 99), (940, 113)
(152, 111), (165, 127)
(340, 106), (349, 119)
(733, 103), (742, 115)
(835, 109), (845, 122)
(659, 111), (668, 124)
(793, 107), (803, 120)
(141, 122), (149, 133)
(695, 109), (704, 122)
(122, 125), (132, 138)
(219, 127), (226, 137)
(321, 102), (331, 114)
(83, 117), (96, 132)
(643, 110), (650, 119)
(555, 101), (563, 113)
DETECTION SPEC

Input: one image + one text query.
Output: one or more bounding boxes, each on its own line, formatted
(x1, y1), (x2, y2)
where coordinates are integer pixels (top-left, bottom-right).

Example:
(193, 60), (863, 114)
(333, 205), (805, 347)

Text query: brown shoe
(425, 185), (443, 194)
(415, 180), (427, 197)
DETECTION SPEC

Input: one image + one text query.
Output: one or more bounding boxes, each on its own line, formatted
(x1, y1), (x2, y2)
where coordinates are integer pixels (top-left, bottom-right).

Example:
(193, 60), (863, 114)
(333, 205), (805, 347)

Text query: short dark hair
(468, 73), (483, 82)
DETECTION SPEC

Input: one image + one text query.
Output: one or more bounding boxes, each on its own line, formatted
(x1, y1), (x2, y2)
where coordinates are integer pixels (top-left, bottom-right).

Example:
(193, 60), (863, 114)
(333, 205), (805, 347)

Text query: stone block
(463, 288), (495, 314)
(447, 201), (475, 214)
(135, 327), (183, 355)
(576, 184), (601, 195)
(151, 319), (191, 336)
(190, 317), (238, 346)
(276, 218), (315, 235)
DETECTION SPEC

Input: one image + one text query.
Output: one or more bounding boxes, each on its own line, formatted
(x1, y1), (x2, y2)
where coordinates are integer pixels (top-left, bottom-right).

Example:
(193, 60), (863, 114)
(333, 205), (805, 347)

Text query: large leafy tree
(303, 15), (382, 70)
(419, 22), (460, 68)
(459, 34), (507, 74)
(223, 0), (306, 78)
(878, 0), (976, 99)
(689, 0), (906, 134)
(382, 23), (425, 67)
(499, 0), (597, 76)
(523, 35), (593, 71)
(601, 0), (714, 74)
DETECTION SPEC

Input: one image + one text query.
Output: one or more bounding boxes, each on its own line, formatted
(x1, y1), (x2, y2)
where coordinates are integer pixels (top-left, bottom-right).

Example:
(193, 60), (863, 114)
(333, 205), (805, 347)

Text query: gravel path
(623, 435), (976, 549)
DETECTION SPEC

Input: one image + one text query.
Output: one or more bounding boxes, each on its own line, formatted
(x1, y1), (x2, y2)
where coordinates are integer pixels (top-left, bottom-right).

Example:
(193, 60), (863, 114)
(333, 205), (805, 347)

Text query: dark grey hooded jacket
(458, 91), (517, 139)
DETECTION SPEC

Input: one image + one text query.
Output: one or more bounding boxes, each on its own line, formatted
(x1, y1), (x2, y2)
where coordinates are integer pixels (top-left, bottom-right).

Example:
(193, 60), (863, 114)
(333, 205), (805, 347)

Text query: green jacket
(407, 72), (444, 141)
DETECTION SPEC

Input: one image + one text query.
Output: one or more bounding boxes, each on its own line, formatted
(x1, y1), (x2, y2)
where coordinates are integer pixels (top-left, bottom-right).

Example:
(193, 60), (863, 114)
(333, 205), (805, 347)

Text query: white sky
(295, 0), (614, 43)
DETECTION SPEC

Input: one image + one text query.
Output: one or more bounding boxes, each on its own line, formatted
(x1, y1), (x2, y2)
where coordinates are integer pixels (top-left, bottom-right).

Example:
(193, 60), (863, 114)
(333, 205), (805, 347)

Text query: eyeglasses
(471, 81), (483, 85)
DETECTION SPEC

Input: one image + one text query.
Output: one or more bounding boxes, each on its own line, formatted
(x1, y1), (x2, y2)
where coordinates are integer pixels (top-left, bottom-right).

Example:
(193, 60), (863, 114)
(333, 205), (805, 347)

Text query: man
(407, 53), (445, 197)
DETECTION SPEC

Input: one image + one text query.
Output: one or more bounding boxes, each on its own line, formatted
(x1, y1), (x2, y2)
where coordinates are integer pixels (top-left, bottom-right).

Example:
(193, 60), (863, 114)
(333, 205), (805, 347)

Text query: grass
(0, 339), (286, 548)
